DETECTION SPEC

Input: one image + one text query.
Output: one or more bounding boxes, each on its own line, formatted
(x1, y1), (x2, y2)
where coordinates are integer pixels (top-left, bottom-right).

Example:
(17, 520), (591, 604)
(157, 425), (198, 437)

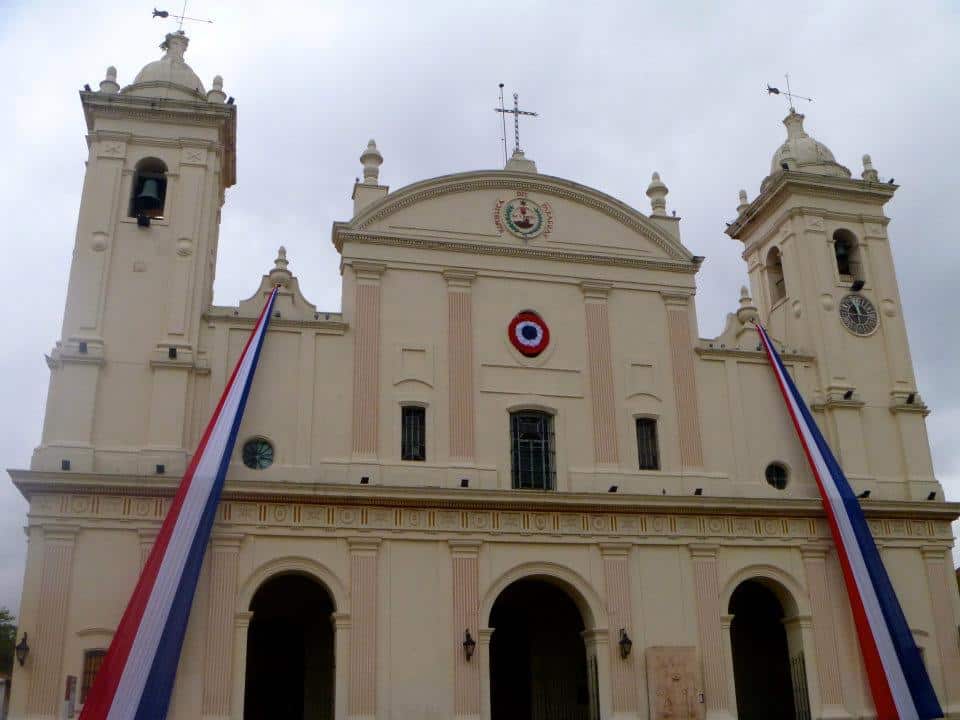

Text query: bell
(135, 178), (162, 212)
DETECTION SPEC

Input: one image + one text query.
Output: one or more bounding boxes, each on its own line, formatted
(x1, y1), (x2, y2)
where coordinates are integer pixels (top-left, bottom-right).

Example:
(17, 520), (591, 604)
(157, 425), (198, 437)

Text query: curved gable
(333, 171), (698, 271)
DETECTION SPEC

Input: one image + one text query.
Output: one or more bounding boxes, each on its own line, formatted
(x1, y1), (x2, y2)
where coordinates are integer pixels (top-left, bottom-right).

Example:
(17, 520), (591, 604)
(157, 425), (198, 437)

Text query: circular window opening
(242, 438), (274, 470)
(765, 462), (788, 490)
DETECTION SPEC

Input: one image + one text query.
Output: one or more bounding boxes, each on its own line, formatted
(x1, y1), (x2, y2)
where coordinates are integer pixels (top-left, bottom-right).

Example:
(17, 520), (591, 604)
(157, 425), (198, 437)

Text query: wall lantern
(618, 628), (633, 659)
(462, 629), (477, 661)
(15, 632), (30, 666)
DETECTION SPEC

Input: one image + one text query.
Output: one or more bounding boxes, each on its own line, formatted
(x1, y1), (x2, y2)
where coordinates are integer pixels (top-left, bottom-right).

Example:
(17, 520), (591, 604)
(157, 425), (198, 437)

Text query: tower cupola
(761, 112), (851, 191)
(124, 31), (206, 100)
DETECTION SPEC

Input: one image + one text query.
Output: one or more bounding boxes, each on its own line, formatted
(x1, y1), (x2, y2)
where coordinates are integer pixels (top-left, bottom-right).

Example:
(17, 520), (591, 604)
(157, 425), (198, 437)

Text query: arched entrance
(244, 574), (336, 720)
(489, 578), (595, 720)
(728, 579), (810, 720)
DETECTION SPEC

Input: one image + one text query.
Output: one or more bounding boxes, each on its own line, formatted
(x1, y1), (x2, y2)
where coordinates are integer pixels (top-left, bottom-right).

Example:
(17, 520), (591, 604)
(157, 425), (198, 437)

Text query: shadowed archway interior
(245, 574), (335, 720)
(729, 580), (799, 720)
(489, 578), (592, 720)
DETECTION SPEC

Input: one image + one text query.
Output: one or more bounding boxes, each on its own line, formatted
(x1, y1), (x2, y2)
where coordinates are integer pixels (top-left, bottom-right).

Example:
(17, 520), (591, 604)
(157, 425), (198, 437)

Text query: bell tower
(36, 31), (235, 476)
(726, 112), (939, 501)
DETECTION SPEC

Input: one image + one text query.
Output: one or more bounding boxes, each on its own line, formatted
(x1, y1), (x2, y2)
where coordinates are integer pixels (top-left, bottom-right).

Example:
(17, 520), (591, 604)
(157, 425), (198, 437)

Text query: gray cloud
(1, 0), (957, 614)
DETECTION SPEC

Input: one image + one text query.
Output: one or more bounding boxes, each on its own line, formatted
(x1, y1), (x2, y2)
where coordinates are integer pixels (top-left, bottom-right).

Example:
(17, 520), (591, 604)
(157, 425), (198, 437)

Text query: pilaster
(445, 270), (477, 463)
(347, 538), (381, 720)
(582, 282), (620, 467)
(689, 544), (733, 720)
(662, 293), (704, 470)
(921, 546), (960, 714)
(351, 262), (385, 459)
(800, 544), (849, 719)
(450, 540), (481, 720)
(599, 542), (638, 718)
(25, 525), (79, 718)
(202, 532), (243, 720)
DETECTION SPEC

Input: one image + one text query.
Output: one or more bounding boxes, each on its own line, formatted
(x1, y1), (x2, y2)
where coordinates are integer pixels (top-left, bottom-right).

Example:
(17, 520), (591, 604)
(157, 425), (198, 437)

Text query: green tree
(0, 607), (16, 675)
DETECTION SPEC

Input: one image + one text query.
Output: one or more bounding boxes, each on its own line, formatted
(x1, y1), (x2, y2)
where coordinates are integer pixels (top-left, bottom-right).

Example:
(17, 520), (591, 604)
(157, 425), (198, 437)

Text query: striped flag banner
(80, 286), (280, 720)
(756, 323), (942, 720)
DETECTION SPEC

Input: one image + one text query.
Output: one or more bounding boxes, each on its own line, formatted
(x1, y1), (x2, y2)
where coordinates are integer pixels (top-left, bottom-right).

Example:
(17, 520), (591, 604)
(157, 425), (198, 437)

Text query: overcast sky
(0, 1), (957, 614)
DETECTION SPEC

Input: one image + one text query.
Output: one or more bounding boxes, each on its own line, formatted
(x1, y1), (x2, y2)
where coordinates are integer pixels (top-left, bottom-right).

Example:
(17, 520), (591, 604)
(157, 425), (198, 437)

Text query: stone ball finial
(736, 188), (750, 215)
(646, 172), (668, 216)
(99, 65), (120, 94)
(207, 74), (227, 103)
(861, 153), (879, 182)
(360, 139), (384, 184)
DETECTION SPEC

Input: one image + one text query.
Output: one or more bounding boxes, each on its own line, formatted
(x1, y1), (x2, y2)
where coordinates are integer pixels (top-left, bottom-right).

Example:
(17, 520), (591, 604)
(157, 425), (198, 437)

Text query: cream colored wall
(8, 499), (959, 720)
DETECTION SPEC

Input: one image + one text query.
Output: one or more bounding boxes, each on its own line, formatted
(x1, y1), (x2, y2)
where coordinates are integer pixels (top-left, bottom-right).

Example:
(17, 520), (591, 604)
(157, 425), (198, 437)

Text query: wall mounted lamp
(15, 632), (29, 666)
(618, 628), (633, 659)
(462, 629), (476, 661)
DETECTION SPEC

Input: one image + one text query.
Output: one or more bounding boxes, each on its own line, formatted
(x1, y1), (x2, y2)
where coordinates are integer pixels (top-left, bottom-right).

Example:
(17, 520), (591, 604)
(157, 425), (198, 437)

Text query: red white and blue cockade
(756, 323), (942, 720)
(79, 287), (280, 720)
(509, 310), (550, 357)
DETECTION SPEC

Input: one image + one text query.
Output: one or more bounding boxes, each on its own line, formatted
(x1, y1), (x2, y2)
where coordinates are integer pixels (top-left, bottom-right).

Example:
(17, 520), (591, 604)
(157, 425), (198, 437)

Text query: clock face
(838, 294), (878, 336)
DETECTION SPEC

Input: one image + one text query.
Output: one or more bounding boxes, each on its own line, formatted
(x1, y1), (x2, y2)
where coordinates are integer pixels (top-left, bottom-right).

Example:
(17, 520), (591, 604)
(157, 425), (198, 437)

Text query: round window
(242, 438), (274, 470)
(765, 462), (788, 490)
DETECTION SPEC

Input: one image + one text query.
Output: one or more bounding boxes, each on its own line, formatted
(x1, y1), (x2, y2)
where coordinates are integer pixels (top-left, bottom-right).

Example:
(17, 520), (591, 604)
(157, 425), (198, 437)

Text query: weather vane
(495, 85), (538, 165)
(766, 73), (812, 113)
(153, 2), (214, 31)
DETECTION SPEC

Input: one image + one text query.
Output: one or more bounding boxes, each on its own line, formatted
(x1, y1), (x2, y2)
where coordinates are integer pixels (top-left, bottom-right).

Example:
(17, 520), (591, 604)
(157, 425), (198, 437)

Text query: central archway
(489, 578), (594, 720)
(728, 579), (809, 720)
(244, 574), (336, 720)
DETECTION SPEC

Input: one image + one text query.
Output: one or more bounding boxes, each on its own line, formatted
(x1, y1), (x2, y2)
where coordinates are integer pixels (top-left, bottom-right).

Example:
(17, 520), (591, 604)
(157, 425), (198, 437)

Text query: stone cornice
(9, 470), (960, 525)
(727, 173), (896, 240)
(334, 229), (697, 274)
(334, 170), (699, 265)
(80, 90), (237, 187)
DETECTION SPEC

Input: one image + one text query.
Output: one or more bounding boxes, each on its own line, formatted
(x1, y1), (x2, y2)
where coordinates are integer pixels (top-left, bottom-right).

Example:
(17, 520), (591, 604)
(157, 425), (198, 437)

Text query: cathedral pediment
(333, 171), (699, 272)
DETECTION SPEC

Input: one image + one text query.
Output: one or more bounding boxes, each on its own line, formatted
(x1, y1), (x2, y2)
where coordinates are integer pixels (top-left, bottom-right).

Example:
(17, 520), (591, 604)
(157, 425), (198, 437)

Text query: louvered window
(401, 406), (426, 461)
(510, 411), (555, 490)
(636, 418), (660, 470)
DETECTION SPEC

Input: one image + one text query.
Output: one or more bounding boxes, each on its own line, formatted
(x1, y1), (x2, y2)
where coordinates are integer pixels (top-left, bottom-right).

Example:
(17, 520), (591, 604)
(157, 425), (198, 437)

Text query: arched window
(129, 157), (168, 220)
(766, 247), (786, 304)
(509, 410), (555, 490)
(833, 229), (861, 281)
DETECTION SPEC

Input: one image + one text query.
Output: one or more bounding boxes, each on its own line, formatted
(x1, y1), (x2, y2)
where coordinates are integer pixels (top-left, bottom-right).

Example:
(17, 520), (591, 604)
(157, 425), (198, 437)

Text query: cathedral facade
(7, 32), (960, 720)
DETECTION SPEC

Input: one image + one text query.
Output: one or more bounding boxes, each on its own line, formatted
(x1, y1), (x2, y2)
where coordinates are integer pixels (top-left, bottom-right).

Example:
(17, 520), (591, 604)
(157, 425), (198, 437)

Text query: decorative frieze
(23, 491), (955, 545)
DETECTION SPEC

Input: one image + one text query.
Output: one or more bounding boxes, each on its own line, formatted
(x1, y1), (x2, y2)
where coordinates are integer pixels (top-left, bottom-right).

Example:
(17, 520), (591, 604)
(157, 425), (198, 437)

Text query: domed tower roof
(123, 31), (206, 100)
(761, 112), (850, 191)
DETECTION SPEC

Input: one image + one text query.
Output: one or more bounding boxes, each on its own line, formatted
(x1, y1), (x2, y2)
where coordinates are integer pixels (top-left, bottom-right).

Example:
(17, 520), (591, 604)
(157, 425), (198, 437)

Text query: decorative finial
(737, 285), (759, 324)
(737, 189), (750, 214)
(100, 66), (120, 94)
(646, 172), (668, 216)
(161, 31), (189, 60)
(207, 74), (226, 103)
(861, 154), (879, 182)
(269, 246), (291, 287)
(360, 139), (383, 184)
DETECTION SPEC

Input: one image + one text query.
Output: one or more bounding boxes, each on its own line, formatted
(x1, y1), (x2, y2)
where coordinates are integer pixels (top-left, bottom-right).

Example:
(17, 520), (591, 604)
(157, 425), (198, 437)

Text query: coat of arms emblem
(494, 192), (553, 239)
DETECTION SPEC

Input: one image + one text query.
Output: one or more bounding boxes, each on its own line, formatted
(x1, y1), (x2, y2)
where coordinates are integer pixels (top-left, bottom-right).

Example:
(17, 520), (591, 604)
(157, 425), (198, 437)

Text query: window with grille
(81, 649), (106, 703)
(510, 411), (555, 490)
(636, 418), (659, 470)
(401, 406), (426, 461)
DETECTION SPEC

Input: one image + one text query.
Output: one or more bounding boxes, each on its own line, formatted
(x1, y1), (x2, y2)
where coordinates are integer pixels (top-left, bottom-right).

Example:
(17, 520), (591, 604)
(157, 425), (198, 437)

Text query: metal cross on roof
(495, 85), (538, 165)
(766, 73), (813, 113)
